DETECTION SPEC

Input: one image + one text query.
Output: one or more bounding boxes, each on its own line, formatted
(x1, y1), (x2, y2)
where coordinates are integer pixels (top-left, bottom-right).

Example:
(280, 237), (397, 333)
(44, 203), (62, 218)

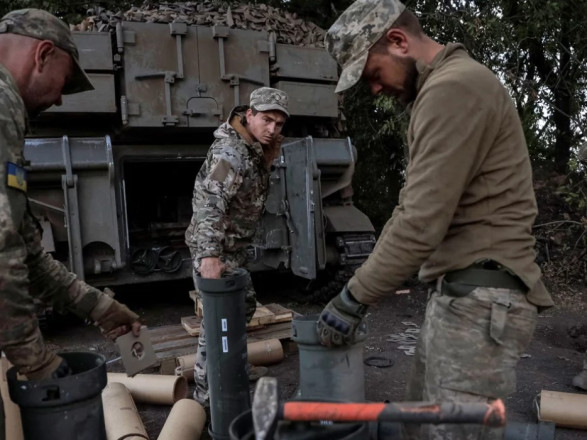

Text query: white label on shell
(221, 319), (228, 332)
(222, 336), (228, 353)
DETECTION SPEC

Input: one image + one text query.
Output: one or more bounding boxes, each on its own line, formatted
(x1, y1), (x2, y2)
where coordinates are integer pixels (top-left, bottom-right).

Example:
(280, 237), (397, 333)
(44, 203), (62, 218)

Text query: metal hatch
(120, 22), (269, 128)
(282, 137), (325, 279)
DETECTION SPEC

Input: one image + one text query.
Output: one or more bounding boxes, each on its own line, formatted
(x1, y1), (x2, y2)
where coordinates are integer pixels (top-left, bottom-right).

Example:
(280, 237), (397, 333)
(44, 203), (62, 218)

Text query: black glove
(51, 357), (73, 379)
(317, 285), (368, 347)
(25, 354), (72, 380)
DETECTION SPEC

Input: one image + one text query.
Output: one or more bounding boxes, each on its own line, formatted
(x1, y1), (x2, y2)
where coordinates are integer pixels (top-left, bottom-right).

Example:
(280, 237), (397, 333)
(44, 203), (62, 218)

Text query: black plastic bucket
(7, 351), (107, 440)
(229, 409), (370, 440)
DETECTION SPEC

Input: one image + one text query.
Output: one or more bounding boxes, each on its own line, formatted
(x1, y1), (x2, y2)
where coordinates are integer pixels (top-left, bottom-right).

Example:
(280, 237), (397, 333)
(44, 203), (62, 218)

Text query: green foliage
(1, 0), (585, 229)
(342, 84), (408, 230)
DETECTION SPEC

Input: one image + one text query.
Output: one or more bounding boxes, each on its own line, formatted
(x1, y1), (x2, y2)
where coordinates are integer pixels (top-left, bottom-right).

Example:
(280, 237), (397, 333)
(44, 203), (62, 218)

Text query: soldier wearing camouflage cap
(185, 87), (288, 406)
(0, 8), (141, 427)
(318, 1), (552, 439)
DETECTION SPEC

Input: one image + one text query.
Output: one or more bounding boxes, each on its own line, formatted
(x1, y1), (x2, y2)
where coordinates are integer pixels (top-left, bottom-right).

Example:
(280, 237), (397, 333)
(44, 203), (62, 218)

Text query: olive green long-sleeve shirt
(349, 44), (553, 308)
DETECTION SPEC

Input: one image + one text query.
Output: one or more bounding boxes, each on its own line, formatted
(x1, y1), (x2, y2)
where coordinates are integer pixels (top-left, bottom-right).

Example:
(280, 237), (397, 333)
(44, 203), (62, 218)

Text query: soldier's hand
(90, 293), (141, 341)
(25, 354), (72, 380)
(317, 285), (368, 347)
(200, 257), (225, 279)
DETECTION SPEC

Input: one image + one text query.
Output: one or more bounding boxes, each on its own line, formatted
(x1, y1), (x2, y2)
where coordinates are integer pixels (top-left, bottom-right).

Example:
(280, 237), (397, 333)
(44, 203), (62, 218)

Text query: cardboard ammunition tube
(177, 354), (196, 372)
(102, 382), (148, 440)
(174, 338), (283, 378)
(1, 358), (23, 440)
(539, 390), (587, 429)
(247, 339), (284, 365)
(157, 399), (206, 440)
(175, 365), (194, 383)
(108, 373), (187, 405)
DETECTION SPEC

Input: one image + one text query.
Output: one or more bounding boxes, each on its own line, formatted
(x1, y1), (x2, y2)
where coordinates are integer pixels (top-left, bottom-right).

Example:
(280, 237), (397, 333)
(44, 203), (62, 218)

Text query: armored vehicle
(25, 19), (375, 296)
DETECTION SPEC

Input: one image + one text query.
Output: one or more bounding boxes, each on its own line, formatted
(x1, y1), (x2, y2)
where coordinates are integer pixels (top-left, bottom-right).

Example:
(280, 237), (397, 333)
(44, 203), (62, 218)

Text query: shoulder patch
(6, 162), (27, 192)
(210, 159), (231, 183)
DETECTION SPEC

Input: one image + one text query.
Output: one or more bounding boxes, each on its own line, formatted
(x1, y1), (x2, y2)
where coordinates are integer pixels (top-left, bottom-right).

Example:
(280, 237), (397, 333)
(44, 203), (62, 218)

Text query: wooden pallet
(149, 302), (294, 370)
(184, 302), (293, 337)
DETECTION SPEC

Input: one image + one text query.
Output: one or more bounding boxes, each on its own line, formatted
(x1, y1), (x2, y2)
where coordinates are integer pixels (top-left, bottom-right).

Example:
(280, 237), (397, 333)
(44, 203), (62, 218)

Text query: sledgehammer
(252, 377), (506, 440)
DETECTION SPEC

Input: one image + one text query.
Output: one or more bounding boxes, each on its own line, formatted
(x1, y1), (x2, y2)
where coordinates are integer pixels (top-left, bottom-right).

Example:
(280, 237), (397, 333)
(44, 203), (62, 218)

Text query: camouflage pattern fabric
(325, 0), (406, 93)
(185, 106), (270, 263)
(404, 285), (537, 440)
(185, 105), (272, 405)
(250, 87), (290, 116)
(0, 8), (93, 94)
(0, 64), (103, 378)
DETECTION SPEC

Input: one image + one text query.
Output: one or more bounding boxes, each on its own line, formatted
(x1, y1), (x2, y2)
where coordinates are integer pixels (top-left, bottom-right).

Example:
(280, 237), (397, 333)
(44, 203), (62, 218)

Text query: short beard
(390, 53), (419, 106)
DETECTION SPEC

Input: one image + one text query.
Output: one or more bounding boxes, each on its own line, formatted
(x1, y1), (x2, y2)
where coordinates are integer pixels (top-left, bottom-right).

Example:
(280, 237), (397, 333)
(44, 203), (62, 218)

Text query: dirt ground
(43, 274), (587, 439)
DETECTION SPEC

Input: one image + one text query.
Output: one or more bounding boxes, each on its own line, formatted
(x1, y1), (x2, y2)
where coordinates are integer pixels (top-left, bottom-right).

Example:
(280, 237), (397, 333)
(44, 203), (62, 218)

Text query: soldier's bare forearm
(199, 257), (225, 278)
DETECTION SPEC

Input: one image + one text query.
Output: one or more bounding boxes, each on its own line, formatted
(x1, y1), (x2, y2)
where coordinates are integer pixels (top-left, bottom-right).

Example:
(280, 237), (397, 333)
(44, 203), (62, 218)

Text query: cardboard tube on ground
(157, 399), (206, 440)
(1, 357), (23, 440)
(539, 390), (587, 429)
(177, 354), (196, 371)
(173, 339), (284, 383)
(102, 382), (149, 440)
(247, 339), (284, 366)
(108, 373), (187, 405)
(175, 365), (194, 383)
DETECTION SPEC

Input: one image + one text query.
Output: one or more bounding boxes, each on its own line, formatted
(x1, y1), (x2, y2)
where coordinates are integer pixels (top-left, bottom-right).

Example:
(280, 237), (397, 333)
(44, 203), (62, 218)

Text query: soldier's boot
(572, 370), (587, 391)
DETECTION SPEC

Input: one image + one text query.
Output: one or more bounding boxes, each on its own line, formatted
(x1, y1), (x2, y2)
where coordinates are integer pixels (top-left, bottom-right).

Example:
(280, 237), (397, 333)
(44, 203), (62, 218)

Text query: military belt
(440, 264), (528, 297)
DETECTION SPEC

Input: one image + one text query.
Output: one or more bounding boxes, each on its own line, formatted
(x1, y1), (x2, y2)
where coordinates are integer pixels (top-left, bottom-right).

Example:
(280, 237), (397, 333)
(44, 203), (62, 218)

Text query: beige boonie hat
(250, 87), (290, 117)
(326, 0), (406, 93)
(0, 8), (94, 94)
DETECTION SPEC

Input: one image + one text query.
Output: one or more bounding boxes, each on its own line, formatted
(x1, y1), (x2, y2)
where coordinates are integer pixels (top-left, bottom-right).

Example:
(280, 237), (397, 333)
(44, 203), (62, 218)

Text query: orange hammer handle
(283, 402), (386, 422)
(282, 399), (506, 427)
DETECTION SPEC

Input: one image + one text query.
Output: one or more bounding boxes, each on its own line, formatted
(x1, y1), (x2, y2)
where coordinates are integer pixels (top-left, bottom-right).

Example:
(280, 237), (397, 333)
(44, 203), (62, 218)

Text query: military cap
(326, 0), (406, 93)
(250, 87), (289, 117)
(0, 8), (94, 94)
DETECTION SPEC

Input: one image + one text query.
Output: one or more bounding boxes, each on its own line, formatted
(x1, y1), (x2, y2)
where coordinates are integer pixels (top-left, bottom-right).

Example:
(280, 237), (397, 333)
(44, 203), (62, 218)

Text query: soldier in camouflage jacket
(185, 87), (289, 406)
(0, 8), (141, 414)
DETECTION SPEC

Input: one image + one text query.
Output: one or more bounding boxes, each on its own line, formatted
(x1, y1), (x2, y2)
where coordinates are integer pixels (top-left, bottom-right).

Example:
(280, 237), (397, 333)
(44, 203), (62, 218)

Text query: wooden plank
(246, 322), (293, 343)
(153, 337), (196, 353)
(181, 316), (202, 337)
(264, 303), (293, 323)
(249, 305), (275, 326)
(196, 299), (275, 325)
(181, 314), (269, 337)
(148, 324), (190, 339)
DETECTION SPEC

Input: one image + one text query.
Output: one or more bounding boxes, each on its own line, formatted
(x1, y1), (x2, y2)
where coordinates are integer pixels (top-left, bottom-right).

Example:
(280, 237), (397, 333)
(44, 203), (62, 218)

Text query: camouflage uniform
(0, 29), (101, 424)
(326, 2), (548, 439)
(0, 10), (134, 439)
(185, 87), (288, 405)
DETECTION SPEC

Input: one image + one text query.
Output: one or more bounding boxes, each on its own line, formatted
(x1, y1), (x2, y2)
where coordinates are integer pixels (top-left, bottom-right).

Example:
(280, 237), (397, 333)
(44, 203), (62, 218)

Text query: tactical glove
(90, 292), (140, 340)
(25, 354), (72, 381)
(317, 285), (368, 347)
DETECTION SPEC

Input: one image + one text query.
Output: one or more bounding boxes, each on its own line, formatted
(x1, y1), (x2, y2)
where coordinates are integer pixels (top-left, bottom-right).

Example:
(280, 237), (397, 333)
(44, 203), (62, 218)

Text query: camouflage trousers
(405, 284), (538, 440)
(189, 256), (256, 406)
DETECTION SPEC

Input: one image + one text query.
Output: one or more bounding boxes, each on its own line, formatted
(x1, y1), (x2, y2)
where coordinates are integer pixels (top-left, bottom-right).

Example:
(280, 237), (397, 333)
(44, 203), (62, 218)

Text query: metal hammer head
(252, 376), (280, 440)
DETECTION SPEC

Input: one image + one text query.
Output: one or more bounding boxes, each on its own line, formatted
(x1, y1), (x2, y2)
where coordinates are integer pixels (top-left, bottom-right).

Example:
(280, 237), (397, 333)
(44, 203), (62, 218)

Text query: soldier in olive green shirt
(318, 1), (553, 439)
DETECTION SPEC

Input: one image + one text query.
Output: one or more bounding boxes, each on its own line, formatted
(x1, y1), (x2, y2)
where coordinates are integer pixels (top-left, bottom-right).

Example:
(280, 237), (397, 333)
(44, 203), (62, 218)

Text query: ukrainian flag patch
(6, 162), (27, 192)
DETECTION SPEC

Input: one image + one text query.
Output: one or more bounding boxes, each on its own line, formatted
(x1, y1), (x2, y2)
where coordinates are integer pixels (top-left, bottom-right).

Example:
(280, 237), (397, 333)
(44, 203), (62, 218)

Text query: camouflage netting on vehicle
(72, 1), (326, 47)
